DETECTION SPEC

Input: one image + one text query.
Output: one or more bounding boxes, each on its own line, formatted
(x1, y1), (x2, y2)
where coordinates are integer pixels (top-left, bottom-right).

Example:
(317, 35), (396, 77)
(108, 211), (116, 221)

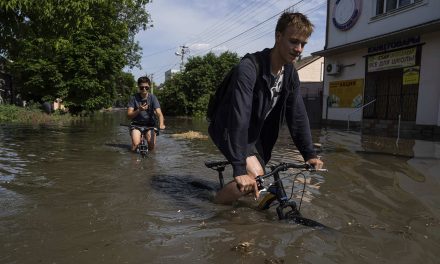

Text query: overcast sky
(128, 0), (327, 84)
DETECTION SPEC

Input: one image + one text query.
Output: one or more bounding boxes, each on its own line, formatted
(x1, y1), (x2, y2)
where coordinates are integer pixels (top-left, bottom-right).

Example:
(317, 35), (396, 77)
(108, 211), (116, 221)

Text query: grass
(0, 104), (76, 124)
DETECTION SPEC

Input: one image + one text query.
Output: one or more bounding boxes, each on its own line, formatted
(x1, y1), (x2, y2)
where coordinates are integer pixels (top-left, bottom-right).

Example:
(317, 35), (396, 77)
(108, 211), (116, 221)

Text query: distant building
(165, 69), (180, 81)
(314, 0), (440, 138)
(294, 55), (325, 127)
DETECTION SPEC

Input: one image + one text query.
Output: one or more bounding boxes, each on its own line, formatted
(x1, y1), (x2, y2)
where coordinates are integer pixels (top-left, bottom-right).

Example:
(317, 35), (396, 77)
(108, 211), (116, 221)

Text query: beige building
(295, 55), (325, 127)
(314, 0), (440, 139)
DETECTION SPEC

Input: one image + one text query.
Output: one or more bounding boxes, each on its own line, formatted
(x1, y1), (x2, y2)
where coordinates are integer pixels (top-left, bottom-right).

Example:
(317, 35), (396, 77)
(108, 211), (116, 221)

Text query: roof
(294, 55), (322, 70)
(313, 18), (440, 57)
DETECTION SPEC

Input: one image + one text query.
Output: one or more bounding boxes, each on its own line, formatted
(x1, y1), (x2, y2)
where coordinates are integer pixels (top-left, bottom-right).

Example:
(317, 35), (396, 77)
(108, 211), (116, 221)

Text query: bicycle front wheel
(258, 193), (277, 210)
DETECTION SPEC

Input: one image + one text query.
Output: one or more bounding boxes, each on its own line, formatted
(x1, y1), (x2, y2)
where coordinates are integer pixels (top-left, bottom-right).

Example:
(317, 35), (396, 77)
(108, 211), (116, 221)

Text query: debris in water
(170, 131), (208, 139)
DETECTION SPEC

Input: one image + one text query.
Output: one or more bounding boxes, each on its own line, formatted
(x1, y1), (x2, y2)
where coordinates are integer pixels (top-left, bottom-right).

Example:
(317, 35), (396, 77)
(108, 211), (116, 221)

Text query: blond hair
(275, 12), (314, 38)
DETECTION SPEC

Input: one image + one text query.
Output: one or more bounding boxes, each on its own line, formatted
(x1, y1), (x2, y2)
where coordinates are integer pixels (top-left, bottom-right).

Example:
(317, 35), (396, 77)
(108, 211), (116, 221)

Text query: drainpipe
(396, 114), (401, 146)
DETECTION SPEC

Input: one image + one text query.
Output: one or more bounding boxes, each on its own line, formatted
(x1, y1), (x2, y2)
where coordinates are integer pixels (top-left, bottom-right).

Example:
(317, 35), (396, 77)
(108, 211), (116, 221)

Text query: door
(363, 69), (418, 121)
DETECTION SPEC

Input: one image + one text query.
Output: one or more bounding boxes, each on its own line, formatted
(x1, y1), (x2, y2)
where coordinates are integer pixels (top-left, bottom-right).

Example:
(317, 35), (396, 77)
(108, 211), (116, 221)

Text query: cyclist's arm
(285, 72), (317, 162)
(127, 105), (148, 119)
(127, 107), (139, 119)
(127, 95), (147, 119)
(154, 108), (166, 129)
(227, 58), (258, 177)
(151, 95), (165, 129)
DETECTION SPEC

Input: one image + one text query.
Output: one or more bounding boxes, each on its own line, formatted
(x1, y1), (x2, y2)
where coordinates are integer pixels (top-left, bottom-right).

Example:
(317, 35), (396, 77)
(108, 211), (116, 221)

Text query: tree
(156, 73), (188, 116)
(115, 71), (136, 107)
(156, 51), (240, 117)
(0, 0), (151, 113)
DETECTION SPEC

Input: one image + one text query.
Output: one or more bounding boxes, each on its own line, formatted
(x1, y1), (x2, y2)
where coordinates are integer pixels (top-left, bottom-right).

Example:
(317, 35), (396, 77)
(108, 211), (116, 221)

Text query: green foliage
(0, 103), (75, 123)
(0, 0), (151, 114)
(115, 71), (136, 107)
(156, 73), (188, 116)
(156, 51), (240, 117)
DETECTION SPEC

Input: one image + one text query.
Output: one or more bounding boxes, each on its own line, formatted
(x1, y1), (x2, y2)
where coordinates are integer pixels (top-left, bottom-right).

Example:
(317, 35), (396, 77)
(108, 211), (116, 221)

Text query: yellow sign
(329, 79), (364, 108)
(368, 47), (417, 72)
(403, 66), (420, 85)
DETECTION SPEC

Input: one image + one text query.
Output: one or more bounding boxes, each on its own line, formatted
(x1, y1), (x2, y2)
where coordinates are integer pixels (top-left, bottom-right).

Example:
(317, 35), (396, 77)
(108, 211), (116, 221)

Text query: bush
(0, 104), (75, 123)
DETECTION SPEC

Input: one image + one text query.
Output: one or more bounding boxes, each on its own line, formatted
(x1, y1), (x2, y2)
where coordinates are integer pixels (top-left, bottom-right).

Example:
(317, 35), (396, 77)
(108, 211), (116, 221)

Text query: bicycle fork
(271, 172), (301, 220)
(138, 134), (148, 157)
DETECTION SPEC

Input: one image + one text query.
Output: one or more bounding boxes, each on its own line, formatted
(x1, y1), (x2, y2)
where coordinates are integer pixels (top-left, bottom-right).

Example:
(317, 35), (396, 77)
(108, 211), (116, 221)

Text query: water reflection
(0, 111), (439, 263)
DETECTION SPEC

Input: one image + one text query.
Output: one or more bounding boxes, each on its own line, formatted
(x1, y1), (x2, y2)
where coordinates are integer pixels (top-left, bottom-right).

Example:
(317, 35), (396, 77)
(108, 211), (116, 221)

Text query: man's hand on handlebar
(235, 174), (260, 199)
(306, 157), (324, 170)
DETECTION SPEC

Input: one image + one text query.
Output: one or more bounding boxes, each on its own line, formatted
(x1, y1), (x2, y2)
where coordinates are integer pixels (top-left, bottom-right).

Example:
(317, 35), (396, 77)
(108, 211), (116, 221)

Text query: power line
(195, 0), (276, 46)
(142, 47), (177, 58)
(208, 0), (307, 52)
(142, 0), (326, 82)
(226, 1), (327, 52)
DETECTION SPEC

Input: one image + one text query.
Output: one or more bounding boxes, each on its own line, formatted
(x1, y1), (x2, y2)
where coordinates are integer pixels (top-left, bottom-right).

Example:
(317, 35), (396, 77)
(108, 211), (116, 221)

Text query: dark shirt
(127, 93), (160, 125)
(208, 48), (316, 177)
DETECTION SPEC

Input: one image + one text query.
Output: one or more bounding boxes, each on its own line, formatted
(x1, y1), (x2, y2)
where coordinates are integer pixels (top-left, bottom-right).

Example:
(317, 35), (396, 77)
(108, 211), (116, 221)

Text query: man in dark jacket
(208, 12), (323, 204)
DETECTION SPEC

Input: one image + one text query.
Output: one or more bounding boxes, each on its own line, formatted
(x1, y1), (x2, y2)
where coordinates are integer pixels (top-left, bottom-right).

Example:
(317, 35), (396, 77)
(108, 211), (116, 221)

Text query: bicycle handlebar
(120, 123), (160, 135)
(256, 162), (327, 190)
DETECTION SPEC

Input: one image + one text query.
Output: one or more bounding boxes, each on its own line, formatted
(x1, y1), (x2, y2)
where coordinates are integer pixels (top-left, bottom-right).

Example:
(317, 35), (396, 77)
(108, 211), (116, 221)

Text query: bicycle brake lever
(309, 168), (328, 172)
(258, 188), (267, 194)
(255, 176), (265, 191)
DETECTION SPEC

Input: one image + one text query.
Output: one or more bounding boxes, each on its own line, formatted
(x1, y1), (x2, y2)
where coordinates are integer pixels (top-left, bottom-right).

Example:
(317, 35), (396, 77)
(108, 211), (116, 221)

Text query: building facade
(295, 56), (325, 127)
(165, 69), (180, 82)
(314, 0), (440, 139)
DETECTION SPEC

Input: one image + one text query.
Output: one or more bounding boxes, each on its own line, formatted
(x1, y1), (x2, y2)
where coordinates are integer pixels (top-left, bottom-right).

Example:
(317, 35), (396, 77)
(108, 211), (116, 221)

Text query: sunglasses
(139, 85), (150, 90)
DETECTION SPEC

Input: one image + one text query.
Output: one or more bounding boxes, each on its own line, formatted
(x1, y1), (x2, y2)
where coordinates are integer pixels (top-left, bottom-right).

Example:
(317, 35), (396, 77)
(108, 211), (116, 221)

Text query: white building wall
(417, 31), (440, 126)
(324, 49), (367, 122)
(327, 0), (439, 48)
(298, 57), (324, 82)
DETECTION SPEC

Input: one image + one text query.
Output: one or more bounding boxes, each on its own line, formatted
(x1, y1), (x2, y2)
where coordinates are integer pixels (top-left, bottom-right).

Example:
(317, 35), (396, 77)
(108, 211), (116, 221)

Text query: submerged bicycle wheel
(138, 140), (148, 158)
(258, 193), (277, 210)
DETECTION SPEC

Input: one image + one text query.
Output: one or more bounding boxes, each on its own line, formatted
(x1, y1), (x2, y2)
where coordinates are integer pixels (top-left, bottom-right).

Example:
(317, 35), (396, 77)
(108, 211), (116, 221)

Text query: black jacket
(208, 48), (316, 177)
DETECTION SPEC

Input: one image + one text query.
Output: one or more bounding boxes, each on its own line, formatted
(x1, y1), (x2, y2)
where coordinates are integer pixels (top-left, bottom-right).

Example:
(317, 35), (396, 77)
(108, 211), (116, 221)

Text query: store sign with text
(328, 79), (364, 108)
(367, 47), (417, 72)
(403, 66), (420, 85)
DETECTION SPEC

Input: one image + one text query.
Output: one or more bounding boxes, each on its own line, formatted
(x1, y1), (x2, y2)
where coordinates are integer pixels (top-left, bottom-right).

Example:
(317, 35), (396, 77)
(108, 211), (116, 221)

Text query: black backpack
(206, 53), (260, 122)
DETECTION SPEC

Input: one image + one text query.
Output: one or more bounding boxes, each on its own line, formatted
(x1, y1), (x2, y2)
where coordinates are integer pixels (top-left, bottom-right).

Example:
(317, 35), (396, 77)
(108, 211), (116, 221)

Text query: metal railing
(347, 99), (376, 130)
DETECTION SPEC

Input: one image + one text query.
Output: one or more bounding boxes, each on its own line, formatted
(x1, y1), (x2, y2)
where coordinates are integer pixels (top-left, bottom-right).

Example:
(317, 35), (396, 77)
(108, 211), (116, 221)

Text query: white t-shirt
(265, 66), (284, 119)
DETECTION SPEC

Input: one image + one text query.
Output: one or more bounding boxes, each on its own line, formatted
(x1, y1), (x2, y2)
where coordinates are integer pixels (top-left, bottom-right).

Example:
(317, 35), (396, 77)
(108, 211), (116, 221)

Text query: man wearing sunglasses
(127, 76), (166, 152)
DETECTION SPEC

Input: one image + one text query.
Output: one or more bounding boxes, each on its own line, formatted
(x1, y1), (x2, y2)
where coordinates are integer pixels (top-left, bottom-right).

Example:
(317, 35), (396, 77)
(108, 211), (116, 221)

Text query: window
(376, 0), (422, 15)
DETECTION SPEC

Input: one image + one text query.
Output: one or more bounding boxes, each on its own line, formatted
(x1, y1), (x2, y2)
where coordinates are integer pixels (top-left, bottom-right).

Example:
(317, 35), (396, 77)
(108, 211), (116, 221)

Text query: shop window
(376, 0), (423, 15)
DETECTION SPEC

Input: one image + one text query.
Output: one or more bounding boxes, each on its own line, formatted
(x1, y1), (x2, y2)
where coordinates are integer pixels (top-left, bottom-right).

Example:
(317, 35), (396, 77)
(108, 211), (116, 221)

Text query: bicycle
(204, 160), (329, 228)
(122, 123), (160, 158)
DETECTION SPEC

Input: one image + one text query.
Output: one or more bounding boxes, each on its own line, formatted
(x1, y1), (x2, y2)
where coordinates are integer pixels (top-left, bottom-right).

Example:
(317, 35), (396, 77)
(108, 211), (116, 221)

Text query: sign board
(403, 66), (420, 85)
(367, 47), (416, 72)
(329, 79), (364, 108)
(332, 0), (362, 31)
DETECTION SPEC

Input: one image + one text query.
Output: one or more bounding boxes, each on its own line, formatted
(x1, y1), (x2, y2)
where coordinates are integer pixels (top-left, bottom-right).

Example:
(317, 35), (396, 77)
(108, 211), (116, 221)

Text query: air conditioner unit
(326, 63), (340, 75)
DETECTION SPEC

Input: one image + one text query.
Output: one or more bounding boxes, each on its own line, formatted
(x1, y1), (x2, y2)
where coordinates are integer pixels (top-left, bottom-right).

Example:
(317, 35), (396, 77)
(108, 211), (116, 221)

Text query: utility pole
(149, 73), (154, 94)
(175, 45), (189, 71)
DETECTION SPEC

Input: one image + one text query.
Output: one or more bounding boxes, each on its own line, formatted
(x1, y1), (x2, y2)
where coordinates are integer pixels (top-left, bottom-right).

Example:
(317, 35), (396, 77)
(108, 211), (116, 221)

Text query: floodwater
(1, 110), (439, 264)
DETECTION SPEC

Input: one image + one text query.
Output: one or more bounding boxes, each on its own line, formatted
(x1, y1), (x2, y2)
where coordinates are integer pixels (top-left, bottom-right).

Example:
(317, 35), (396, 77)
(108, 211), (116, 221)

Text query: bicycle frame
(260, 168), (301, 220)
(129, 124), (159, 158)
(205, 160), (327, 224)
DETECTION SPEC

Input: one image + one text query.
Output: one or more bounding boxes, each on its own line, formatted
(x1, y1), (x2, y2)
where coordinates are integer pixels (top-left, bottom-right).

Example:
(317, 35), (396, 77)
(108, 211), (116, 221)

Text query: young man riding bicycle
(208, 12), (324, 204)
(127, 76), (166, 152)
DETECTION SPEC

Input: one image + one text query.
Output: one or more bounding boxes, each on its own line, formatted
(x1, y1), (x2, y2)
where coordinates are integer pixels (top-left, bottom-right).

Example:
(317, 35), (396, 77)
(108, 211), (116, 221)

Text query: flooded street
(1, 110), (439, 264)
